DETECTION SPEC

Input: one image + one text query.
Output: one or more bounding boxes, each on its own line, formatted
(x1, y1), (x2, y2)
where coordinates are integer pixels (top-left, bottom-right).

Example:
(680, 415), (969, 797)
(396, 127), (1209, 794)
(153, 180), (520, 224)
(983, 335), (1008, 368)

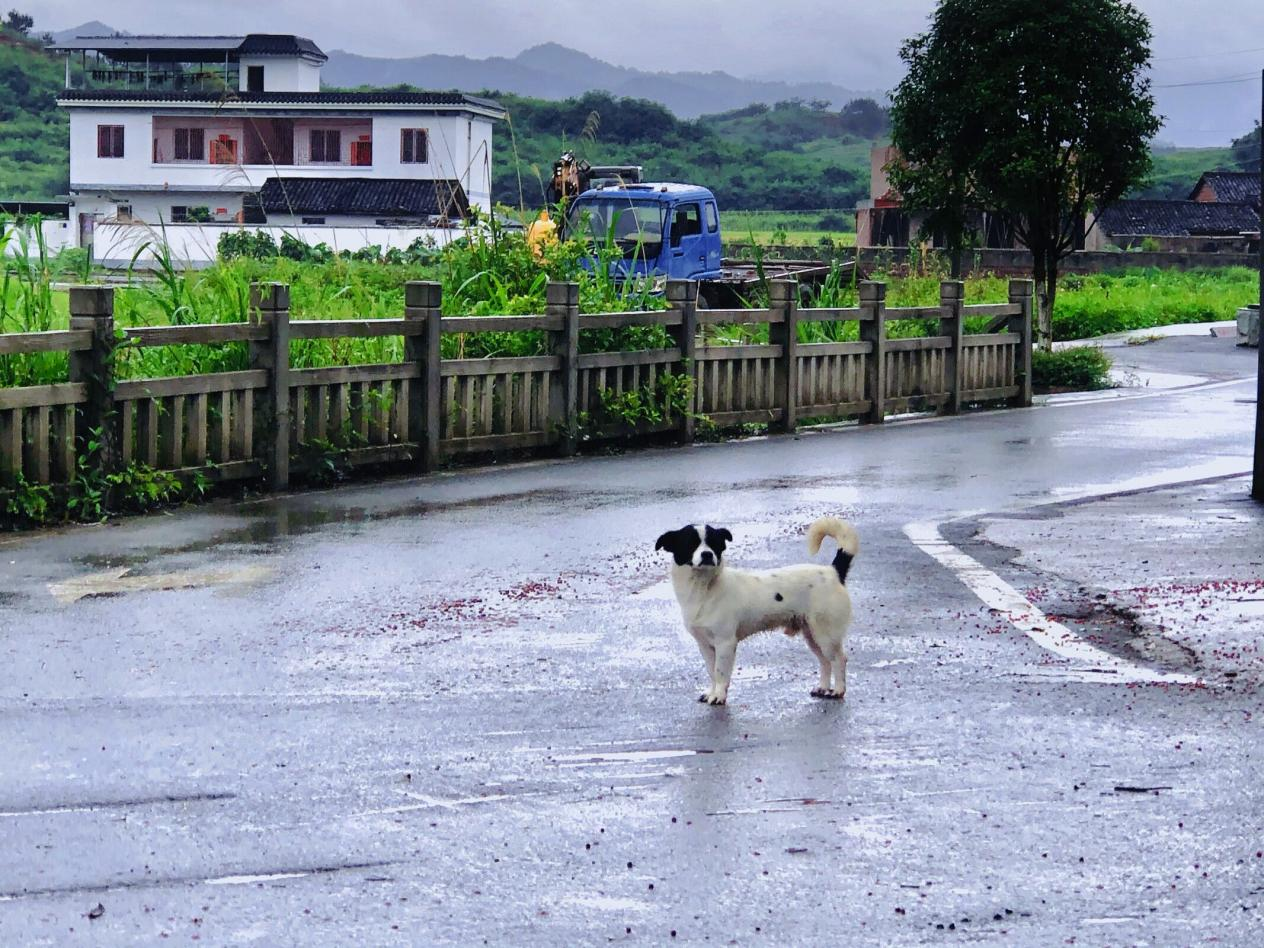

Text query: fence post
(858, 281), (887, 424)
(249, 282), (291, 490)
(547, 281), (580, 456)
(405, 281), (443, 471)
(67, 286), (119, 477)
(939, 280), (965, 415)
(1008, 279), (1035, 407)
(666, 279), (698, 443)
(768, 279), (800, 433)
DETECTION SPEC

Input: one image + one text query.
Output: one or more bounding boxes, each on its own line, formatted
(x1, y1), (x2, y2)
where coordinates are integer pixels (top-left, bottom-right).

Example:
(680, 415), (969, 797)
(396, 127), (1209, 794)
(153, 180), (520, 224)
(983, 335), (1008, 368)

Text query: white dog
(655, 518), (859, 706)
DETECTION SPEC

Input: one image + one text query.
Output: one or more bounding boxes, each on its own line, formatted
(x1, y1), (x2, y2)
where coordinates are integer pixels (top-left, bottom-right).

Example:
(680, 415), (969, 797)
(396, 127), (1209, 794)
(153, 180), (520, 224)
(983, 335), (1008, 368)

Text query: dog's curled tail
(806, 517), (859, 584)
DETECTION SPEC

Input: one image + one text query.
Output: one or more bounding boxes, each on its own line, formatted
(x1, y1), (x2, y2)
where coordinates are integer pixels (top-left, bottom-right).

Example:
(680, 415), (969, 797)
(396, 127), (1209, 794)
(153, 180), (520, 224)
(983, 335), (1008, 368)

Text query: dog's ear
(705, 526), (733, 552)
(655, 529), (680, 552)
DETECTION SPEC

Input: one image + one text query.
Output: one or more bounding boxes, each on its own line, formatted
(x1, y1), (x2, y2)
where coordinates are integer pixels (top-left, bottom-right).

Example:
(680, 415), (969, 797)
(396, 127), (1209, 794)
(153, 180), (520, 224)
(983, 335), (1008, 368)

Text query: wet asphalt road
(1, 336), (1261, 946)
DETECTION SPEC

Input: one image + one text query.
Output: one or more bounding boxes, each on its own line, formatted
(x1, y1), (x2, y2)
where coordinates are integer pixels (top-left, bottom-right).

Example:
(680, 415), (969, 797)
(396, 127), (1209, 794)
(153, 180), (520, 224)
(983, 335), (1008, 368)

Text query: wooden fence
(0, 279), (1032, 492)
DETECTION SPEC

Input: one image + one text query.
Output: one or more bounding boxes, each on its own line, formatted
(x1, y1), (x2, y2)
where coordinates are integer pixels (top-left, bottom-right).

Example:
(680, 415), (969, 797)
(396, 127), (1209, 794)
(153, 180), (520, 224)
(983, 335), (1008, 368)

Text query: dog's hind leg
(830, 646), (848, 700)
(809, 626), (846, 701)
(802, 627), (833, 697)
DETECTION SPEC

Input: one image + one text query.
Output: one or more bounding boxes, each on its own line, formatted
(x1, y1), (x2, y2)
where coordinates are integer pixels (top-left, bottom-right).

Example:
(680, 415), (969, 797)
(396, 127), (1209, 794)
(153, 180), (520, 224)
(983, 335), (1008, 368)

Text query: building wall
(870, 144), (898, 202)
(69, 109), (490, 205)
(0, 218), (75, 257)
(364, 113), (494, 211)
(236, 56), (322, 92)
(69, 108), (157, 190)
(92, 221), (464, 268)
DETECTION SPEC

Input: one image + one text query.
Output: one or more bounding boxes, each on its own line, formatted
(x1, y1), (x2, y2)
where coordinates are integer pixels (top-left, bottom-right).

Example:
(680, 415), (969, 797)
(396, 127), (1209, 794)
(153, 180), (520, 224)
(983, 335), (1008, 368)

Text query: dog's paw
(810, 688), (845, 701)
(704, 693), (727, 706)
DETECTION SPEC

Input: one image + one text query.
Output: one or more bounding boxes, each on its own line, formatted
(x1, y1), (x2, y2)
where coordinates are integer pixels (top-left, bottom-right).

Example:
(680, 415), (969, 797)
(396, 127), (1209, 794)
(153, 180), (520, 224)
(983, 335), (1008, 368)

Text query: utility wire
(1154, 74), (1261, 89)
(1154, 46), (1264, 62)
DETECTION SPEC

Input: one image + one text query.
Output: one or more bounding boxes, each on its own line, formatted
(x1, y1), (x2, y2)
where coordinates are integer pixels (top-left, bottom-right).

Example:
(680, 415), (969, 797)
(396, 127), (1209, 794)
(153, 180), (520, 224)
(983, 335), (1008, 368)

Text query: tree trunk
(1031, 248), (1058, 351)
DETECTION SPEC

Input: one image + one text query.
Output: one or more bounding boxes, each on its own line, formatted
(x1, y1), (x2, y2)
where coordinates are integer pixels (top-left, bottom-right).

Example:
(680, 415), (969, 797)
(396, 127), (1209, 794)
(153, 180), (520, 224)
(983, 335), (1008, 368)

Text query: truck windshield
(569, 199), (665, 260)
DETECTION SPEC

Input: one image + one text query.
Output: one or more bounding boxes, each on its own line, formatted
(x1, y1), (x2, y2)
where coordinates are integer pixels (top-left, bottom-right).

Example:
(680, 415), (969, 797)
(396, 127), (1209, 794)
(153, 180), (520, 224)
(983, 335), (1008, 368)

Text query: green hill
(0, 33), (69, 201)
(490, 92), (878, 212)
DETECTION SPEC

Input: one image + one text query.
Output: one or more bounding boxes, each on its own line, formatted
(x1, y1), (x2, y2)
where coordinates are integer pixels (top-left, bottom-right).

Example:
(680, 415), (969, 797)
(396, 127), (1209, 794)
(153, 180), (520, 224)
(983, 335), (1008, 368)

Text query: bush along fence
(0, 278), (1033, 507)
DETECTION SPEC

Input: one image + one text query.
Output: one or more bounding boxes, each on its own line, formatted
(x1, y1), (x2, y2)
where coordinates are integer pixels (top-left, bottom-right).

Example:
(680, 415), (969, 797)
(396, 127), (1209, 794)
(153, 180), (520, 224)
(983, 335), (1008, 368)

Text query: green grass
(721, 210), (856, 248)
(1033, 346), (1113, 391)
(1052, 268), (1257, 339)
(2, 215), (670, 384)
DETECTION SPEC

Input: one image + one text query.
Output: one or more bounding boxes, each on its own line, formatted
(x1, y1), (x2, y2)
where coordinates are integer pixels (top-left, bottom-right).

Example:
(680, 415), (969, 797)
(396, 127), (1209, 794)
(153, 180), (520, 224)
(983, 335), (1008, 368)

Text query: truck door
(667, 202), (706, 279)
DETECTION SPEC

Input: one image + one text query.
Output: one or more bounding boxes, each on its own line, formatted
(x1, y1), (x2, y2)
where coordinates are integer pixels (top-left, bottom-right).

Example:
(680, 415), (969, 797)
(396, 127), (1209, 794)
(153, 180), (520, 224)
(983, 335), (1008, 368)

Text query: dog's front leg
(705, 632), (737, 706)
(694, 638), (717, 703)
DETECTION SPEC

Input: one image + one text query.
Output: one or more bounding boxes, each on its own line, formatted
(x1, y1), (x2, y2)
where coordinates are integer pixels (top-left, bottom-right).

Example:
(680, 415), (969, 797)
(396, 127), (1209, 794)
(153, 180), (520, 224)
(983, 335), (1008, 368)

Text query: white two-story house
(49, 34), (504, 257)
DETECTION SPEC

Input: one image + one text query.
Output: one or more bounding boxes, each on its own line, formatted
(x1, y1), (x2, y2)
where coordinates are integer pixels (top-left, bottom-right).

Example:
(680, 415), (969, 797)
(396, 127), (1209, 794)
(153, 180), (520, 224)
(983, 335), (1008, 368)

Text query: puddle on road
(48, 565), (272, 603)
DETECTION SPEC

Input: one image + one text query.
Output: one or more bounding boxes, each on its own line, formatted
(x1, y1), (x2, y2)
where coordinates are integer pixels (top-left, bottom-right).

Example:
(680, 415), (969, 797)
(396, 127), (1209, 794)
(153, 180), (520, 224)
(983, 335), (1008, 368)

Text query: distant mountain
(323, 42), (879, 118)
(47, 21), (127, 43)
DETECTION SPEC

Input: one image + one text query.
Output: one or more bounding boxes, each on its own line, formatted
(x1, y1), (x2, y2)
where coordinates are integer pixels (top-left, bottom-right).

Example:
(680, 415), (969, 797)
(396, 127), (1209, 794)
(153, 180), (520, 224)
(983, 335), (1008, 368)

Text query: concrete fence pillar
(405, 281), (443, 472)
(768, 279), (800, 433)
(858, 281), (887, 424)
(249, 282), (291, 490)
(666, 279), (698, 443)
(67, 285), (119, 476)
(547, 281), (580, 456)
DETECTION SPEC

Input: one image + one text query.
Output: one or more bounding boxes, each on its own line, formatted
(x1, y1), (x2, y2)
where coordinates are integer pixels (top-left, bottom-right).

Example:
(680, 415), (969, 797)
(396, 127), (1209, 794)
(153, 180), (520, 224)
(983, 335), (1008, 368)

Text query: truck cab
(567, 184), (723, 283)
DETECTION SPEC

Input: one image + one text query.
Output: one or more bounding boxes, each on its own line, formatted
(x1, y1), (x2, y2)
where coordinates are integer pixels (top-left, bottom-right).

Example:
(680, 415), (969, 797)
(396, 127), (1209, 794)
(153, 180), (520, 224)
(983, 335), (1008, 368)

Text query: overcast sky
(25, 0), (1264, 143)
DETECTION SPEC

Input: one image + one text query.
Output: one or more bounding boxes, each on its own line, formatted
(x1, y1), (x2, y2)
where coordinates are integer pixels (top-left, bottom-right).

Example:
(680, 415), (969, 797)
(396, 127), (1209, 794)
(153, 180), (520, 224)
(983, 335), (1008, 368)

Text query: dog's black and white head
(655, 524), (733, 570)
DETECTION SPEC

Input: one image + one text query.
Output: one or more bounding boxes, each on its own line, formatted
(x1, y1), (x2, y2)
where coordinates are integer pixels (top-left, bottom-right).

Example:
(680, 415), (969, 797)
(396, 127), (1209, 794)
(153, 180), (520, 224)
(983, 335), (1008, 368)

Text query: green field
(721, 210), (857, 248)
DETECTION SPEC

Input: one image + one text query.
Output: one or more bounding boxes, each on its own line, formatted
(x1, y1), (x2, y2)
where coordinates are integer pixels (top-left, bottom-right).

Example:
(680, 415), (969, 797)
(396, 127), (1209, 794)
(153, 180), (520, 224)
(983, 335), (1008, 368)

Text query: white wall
(237, 56), (322, 92)
(92, 222), (463, 268)
(370, 113), (492, 211)
(70, 109), (155, 188)
(1, 219), (75, 257)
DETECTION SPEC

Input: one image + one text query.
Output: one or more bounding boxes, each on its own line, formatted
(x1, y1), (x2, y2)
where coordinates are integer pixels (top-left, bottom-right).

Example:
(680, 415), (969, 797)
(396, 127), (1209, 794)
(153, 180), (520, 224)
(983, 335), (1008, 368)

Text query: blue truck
(550, 155), (836, 306)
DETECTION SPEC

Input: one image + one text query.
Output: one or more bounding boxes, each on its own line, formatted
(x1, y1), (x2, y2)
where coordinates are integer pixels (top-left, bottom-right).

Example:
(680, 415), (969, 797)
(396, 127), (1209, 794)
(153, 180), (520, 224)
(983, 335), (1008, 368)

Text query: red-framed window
(173, 128), (205, 161)
(97, 125), (125, 158)
(400, 128), (428, 164)
(310, 129), (342, 163)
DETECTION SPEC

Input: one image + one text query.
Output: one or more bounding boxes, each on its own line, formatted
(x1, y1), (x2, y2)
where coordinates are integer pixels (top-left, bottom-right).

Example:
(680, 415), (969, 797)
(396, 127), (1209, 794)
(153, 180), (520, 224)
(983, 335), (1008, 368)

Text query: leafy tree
(889, 0), (1161, 348)
(838, 98), (888, 139)
(4, 9), (33, 35)
(1231, 123), (1261, 172)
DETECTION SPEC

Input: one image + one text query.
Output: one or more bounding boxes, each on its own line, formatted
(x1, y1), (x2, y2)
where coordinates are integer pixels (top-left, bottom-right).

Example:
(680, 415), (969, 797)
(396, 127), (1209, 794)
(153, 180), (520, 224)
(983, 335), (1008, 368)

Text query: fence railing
(0, 279), (1033, 491)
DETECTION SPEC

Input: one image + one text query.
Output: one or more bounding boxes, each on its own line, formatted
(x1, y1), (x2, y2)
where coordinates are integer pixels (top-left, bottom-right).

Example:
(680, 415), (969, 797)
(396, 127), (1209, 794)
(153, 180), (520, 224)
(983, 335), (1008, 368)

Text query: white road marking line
(1042, 375), (1255, 408)
(205, 871), (311, 886)
(903, 520), (1199, 685)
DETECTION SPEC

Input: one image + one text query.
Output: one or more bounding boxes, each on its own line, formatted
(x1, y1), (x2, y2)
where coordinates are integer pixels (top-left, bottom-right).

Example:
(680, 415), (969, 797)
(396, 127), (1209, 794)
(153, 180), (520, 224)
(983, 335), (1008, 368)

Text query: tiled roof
(1190, 171), (1261, 209)
(48, 34), (327, 62)
(57, 89), (505, 114)
(259, 177), (470, 218)
(236, 35), (326, 60)
(1096, 199), (1259, 237)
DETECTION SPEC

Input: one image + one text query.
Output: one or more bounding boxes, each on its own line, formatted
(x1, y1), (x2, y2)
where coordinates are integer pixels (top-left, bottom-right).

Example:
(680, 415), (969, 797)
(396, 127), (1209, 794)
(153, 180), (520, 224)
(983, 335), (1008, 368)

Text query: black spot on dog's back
(774, 593), (784, 602)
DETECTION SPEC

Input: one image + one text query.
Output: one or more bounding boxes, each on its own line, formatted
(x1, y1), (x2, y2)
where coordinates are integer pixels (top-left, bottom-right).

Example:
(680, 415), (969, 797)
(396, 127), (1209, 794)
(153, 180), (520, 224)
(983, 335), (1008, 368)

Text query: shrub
(218, 230), (277, 260)
(1032, 345), (1113, 391)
